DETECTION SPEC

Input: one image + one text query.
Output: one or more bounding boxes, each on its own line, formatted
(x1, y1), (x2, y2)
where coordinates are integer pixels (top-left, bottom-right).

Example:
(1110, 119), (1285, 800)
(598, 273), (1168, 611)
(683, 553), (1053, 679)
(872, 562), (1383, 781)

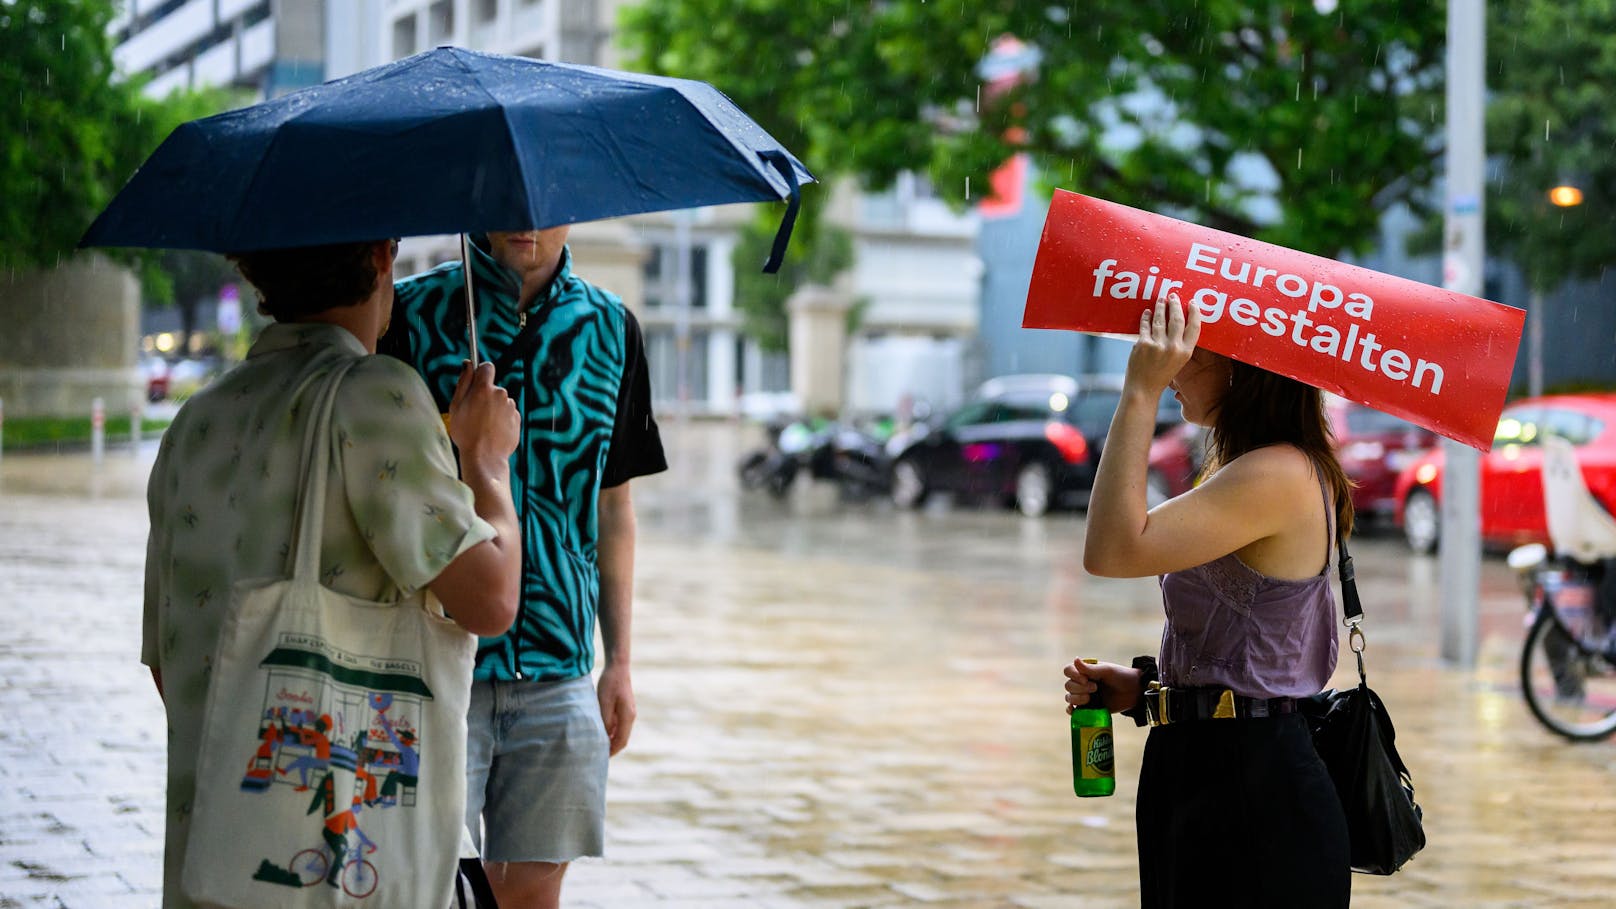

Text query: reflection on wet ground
(1, 423), (1613, 907)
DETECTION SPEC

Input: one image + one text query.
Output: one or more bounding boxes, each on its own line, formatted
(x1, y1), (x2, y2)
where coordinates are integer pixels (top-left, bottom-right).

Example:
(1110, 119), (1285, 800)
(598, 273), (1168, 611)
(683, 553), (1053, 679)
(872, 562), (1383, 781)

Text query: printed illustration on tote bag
(237, 632), (434, 898)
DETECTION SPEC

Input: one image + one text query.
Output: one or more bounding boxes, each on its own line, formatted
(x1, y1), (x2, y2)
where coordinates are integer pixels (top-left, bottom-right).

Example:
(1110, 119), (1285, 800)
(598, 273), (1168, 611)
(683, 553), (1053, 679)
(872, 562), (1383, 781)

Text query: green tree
(1485, 0), (1616, 294)
(157, 248), (243, 356)
(0, 0), (230, 292)
(621, 1), (1446, 259)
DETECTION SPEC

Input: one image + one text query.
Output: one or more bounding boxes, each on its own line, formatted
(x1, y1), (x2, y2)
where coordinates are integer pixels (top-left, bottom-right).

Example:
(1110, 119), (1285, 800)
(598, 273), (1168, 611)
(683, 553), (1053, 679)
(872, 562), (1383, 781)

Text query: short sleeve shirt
(141, 322), (494, 909)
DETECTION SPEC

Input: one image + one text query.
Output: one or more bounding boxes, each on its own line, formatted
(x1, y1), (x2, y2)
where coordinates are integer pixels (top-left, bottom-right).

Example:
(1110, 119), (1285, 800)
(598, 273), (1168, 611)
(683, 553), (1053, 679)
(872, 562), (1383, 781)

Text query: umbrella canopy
(80, 47), (813, 270)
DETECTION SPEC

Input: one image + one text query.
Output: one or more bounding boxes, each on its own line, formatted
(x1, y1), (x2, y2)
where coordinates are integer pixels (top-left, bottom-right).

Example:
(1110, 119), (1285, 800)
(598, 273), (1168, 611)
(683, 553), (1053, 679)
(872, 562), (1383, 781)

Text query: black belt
(1143, 683), (1299, 726)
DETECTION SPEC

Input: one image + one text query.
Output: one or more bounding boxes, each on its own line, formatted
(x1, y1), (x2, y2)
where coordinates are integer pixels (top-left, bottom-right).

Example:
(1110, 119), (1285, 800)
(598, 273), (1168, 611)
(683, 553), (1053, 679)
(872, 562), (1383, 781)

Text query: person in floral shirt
(143, 238), (522, 908)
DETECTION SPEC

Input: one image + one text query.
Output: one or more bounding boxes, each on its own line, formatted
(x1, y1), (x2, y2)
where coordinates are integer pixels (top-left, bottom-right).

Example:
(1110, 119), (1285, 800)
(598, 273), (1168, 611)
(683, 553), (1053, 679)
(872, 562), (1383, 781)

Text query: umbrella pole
(460, 232), (480, 365)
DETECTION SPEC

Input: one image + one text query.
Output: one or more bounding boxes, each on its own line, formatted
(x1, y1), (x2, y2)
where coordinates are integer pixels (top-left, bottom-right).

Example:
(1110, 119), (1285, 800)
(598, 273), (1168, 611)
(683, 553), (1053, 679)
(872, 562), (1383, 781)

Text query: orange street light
(1547, 184), (1584, 207)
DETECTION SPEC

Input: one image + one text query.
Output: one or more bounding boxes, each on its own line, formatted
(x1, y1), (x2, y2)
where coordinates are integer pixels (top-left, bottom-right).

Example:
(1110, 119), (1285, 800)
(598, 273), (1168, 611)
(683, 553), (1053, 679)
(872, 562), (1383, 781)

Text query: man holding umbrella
(382, 226), (666, 907)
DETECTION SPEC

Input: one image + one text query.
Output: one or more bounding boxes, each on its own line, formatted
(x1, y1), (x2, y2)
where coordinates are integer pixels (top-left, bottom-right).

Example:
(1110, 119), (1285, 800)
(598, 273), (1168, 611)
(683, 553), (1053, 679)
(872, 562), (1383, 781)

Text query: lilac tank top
(1157, 477), (1339, 699)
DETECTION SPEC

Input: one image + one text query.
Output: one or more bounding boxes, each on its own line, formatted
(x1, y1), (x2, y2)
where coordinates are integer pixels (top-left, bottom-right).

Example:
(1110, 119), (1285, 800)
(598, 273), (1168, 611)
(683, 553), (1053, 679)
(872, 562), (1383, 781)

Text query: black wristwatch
(1118, 655), (1159, 727)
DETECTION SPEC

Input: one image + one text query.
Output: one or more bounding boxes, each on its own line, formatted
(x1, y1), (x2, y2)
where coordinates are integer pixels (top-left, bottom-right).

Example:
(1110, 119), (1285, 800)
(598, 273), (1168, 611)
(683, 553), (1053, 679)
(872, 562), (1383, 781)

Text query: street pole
(1440, 0), (1485, 668)
(1528, 288), (1543, 398)
(673, 209), (694, 421)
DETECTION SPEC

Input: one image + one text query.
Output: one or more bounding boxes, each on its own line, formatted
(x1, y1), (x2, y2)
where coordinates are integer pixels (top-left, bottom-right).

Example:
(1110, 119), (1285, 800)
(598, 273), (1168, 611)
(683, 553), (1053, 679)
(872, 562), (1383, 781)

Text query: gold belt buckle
(1147, 681), (1168, 725)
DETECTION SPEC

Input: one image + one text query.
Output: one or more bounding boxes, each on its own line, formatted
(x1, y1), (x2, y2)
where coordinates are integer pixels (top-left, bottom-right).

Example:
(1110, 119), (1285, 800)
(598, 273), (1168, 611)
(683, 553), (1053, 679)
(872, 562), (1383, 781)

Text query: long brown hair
(1199, 359), (1355, 539)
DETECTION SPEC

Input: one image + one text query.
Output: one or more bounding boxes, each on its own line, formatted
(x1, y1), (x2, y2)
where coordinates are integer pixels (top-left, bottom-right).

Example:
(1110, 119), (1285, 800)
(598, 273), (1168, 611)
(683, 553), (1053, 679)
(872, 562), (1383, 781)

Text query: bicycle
(289, 827), (379, 898)
(1511, 544), (1616, 741)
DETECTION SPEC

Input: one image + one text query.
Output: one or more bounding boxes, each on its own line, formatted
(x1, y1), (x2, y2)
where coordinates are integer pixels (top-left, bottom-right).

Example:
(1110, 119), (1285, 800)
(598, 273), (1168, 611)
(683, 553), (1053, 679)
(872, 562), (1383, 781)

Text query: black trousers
(1136, 714), (1351, 909)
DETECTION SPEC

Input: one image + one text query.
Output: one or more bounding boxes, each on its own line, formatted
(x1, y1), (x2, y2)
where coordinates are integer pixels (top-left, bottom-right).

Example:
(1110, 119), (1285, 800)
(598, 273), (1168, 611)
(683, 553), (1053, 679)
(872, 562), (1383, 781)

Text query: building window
(642, 239), (709, 309)
(241, 1), (271, 28)
(646, 327), (710, 408)
(392, 14), (417, 57)
(428, 1), (455, 44)
(475, 0), (499, 23)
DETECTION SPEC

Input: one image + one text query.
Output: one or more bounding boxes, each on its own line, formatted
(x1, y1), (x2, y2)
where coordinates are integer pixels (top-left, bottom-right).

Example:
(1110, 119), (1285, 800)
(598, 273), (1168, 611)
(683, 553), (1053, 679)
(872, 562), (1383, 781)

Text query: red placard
(1024, 191), (1525, 451)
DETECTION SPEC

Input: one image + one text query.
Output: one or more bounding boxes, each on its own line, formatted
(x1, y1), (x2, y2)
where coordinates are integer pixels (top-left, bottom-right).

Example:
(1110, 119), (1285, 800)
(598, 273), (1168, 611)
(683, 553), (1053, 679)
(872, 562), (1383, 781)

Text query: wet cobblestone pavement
(3, 423), (1615, 907)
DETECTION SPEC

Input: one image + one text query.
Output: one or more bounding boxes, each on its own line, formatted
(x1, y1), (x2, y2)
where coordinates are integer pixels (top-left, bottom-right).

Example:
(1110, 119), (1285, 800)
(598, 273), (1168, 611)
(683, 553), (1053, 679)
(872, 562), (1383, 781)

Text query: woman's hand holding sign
(1127, 292), (1201, 395)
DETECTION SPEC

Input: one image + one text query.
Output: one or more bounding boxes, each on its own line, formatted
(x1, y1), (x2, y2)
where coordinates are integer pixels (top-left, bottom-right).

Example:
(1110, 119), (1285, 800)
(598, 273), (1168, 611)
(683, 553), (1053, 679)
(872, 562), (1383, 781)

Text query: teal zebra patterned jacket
(382, 238), (666, 683)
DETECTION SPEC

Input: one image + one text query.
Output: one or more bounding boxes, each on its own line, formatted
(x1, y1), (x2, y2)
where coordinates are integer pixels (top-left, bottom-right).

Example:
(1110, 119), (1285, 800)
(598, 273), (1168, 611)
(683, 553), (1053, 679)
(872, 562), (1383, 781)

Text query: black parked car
(887, 374), (1181, 517)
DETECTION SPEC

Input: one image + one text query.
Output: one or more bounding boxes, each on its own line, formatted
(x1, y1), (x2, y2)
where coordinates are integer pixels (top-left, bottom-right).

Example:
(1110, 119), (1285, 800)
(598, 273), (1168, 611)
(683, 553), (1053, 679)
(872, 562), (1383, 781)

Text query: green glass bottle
(1071, 659), (1116, 797)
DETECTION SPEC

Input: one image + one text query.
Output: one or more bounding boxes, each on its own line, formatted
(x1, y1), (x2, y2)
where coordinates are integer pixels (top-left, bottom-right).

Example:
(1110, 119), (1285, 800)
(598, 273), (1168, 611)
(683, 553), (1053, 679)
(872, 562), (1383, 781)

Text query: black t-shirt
(602, 309), (667, 488)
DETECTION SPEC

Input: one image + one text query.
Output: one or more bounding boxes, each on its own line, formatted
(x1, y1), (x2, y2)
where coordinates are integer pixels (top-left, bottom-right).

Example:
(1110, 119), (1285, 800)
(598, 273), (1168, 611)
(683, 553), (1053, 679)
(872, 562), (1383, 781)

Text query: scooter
(810, 421), (893, 502)
(737, 418), (821, 499)
(1508, 435), (1616, 741)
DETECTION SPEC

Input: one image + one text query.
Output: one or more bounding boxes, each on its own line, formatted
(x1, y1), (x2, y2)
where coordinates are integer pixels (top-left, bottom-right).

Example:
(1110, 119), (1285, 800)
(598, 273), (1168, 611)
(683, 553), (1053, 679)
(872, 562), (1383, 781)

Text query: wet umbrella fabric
(79, 47), (812, 271)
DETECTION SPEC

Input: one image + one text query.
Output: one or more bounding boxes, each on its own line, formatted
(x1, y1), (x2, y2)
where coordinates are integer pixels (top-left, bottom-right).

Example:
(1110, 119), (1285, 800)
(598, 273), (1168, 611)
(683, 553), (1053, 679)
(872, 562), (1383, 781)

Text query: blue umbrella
(82, 47), (812, 361)
(80, 46), (812, 266)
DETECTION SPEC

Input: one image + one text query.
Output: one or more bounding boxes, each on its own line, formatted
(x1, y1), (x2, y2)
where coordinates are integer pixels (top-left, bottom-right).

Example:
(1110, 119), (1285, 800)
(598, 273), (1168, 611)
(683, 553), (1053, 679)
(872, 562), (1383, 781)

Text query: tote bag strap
(284, 358), (359, 582)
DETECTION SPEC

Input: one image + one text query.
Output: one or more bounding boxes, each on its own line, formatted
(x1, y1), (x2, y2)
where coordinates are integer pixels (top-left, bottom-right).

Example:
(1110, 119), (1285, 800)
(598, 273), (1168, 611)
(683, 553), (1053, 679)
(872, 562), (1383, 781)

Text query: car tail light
(1045, 422), (1090, 464)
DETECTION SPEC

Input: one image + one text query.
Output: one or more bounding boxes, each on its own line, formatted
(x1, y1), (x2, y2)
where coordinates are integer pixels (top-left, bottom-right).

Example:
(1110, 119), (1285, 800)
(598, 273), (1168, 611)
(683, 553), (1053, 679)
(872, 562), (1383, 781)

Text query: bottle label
(1079, 726), (1115, 778)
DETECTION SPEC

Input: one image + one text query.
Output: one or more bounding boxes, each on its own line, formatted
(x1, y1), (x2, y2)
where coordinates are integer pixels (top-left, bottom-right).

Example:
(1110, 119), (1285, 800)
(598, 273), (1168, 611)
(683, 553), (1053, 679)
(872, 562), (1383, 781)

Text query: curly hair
(229, 241), (385, 322)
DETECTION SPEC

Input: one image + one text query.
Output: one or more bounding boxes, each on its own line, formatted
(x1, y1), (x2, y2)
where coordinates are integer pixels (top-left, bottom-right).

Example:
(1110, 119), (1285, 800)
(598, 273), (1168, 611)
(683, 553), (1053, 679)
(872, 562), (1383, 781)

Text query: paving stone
(5, 428), (1616, 906)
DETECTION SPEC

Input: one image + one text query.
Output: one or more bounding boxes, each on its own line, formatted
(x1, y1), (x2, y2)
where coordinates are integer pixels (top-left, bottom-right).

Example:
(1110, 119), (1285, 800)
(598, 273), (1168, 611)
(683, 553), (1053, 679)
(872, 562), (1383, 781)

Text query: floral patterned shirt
(141, 322), (494, 908)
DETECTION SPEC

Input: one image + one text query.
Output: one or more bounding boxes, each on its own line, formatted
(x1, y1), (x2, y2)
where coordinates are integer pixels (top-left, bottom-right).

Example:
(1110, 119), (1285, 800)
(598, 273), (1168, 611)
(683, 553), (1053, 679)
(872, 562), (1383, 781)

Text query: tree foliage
(621, 1), (1446, 259)
(0, 0), (231, 298)
(1485, 1), (1616, 292)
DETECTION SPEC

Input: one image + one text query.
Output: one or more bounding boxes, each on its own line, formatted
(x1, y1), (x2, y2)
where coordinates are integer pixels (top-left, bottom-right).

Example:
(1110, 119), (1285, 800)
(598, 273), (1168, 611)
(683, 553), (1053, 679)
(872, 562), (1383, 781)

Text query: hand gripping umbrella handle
(759, 150), (802, 275)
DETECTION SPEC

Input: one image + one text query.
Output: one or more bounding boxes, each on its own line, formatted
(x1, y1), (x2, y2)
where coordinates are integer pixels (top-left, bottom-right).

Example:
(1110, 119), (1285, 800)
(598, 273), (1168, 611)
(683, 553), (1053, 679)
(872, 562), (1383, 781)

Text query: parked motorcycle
(811, 420), (893, 502)
(738, 417), (893, 501)
(737, 418), (821, 499)
(1509, 544), (1616, 741)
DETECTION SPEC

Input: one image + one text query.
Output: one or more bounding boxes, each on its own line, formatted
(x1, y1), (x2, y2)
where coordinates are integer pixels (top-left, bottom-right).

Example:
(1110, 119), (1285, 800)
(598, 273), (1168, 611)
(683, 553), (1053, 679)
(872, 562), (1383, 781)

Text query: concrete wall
(0, 256), (142, 416)
(788, 284), (852, 417)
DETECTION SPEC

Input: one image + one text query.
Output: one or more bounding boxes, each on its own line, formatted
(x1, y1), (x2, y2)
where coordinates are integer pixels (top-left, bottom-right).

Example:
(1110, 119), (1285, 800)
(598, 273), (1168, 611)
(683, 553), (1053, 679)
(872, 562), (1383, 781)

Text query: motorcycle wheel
(765, 462), (796, 500)
(737, 451), (770, 490)
(1520, 607), (1616, 741)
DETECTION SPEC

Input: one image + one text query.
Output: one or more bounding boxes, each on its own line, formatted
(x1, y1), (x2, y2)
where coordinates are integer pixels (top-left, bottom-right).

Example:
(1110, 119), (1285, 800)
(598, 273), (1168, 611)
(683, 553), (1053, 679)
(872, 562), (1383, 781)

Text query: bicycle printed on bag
(289, 821), (380, 897)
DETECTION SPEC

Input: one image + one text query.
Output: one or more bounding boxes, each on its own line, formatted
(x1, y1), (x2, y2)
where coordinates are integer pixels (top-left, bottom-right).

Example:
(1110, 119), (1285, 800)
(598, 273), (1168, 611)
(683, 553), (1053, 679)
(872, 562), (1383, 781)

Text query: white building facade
(114, 0), (331, 99)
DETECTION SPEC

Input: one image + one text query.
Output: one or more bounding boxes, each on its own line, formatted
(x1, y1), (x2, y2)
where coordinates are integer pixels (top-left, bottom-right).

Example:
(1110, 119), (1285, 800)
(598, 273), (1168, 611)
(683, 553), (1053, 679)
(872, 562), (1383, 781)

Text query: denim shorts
(465, 676), (609, 863)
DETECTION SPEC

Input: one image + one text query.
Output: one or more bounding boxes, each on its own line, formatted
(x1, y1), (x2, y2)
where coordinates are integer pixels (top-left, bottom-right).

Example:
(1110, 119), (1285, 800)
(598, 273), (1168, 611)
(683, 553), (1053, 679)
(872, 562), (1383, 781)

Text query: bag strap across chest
(284, 359), (358, 582)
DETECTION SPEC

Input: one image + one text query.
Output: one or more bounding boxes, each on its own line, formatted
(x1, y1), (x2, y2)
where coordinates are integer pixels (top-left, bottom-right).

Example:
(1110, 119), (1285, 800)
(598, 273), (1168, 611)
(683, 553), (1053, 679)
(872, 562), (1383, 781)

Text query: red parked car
(1328, 397), (1439, 521)
(1393, 393), (1616, 553)
(1145, 397), (1437, 516)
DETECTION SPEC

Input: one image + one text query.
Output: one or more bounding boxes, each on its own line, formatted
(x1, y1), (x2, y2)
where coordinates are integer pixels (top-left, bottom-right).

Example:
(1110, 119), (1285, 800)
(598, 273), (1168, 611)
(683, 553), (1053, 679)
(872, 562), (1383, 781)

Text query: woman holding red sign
(1063, 293), (1352, 907)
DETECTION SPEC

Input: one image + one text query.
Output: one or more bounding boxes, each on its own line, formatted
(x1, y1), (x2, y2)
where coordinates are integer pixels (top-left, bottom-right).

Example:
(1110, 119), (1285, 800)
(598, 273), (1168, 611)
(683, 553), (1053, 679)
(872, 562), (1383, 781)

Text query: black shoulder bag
(1301, 533), (1427, 875)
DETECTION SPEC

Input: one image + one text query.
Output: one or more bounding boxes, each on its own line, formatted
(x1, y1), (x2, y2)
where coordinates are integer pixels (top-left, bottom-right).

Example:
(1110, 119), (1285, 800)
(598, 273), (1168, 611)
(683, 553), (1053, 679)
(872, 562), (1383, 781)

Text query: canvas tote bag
(182, 360), (477, 908)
